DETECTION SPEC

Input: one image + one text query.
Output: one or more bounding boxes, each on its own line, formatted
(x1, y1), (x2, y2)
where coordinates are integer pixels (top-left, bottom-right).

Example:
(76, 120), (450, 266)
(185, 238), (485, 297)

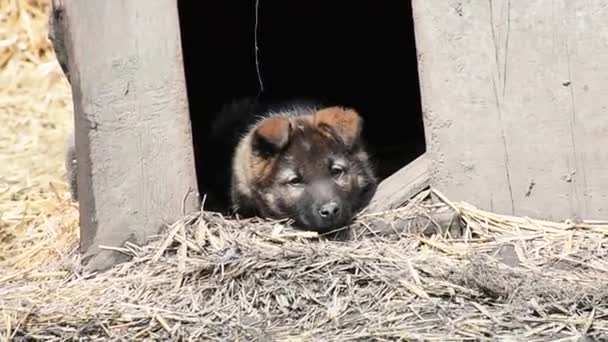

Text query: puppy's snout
(318, 201), (340, 220)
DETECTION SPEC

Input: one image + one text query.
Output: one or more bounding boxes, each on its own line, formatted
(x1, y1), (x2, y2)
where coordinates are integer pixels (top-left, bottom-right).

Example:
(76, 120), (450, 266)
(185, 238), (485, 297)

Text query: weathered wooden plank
(412, 0), (608, 221)
(50, 0), (200, 271)
(365, 153), (430, 213)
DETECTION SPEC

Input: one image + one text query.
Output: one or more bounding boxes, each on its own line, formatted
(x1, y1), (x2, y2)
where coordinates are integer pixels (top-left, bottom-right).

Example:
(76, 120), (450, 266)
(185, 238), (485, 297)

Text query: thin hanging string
(254, 0), (264, 96)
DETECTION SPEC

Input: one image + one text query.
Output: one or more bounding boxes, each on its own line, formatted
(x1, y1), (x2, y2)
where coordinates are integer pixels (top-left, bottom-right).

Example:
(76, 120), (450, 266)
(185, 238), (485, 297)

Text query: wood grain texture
(365, 153), (430, 213)
(412, 0), (608, 221)
(50, 0), (200, 271)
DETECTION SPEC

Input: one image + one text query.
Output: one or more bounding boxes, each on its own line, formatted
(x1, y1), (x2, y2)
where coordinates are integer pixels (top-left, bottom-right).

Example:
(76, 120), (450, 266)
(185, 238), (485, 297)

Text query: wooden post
(411, 0), (608, 221)
(49, 0), (200, 272)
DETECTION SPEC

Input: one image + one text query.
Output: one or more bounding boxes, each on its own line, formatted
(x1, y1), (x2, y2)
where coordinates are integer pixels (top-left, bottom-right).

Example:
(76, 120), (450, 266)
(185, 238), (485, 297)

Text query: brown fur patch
(250, 154), (275, 185)
(254, 116), (292, 150)
(313, 107), (362, 147)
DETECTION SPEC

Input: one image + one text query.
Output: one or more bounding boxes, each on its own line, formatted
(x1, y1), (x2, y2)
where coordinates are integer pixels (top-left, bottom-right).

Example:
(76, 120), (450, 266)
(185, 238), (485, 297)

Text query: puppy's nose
(318, 202), (339, 219)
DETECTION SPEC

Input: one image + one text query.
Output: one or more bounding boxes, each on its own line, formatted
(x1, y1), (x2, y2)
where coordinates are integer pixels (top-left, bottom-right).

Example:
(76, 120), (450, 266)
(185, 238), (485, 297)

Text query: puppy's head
(249, 107), (377, 232)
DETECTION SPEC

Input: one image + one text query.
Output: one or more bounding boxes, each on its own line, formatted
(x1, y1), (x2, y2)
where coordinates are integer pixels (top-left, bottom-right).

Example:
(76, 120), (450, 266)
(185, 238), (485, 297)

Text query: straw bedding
(1, 0), (608, 341)
(2, 190), (608, 340)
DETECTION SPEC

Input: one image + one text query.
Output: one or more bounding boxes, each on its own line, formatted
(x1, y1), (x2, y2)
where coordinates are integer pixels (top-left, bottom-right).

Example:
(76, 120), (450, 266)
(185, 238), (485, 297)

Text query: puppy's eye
(288, 176), (302, 185)
(330, 165), (345, 177)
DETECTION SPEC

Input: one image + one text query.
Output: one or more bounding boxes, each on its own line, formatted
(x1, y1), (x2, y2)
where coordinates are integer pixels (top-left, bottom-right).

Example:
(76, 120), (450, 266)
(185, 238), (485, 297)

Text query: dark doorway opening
(177, 0), (426, 213)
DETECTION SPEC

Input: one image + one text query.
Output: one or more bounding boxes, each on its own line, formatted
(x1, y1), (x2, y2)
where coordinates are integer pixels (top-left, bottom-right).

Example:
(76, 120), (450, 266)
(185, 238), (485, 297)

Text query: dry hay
(0, 0), (79, 273)
(1, 190), (607, 341)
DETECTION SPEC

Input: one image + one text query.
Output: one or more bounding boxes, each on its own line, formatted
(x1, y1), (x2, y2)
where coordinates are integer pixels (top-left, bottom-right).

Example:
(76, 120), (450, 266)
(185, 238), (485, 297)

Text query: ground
(0, 1), (606, 340)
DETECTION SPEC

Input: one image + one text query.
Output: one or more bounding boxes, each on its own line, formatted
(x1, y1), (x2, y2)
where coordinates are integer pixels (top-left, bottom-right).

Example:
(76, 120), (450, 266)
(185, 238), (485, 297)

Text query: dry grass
(1, 0), (607, 340)
(1, 190), (607, 340)
(0, 0), (79, 273)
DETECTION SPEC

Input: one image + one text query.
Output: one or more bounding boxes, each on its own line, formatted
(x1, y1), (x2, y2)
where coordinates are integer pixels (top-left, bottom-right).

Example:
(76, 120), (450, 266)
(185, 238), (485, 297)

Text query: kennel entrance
(51, 0), (608, 272)
(177, 1), (427, 213)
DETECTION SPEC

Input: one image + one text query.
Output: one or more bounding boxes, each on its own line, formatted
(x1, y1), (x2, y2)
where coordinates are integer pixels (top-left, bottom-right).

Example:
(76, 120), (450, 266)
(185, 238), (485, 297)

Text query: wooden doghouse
(49, 0), (608, 271)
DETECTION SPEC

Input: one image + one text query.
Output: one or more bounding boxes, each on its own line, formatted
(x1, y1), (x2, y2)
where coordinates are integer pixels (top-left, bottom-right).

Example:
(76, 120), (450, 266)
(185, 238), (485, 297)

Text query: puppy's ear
(252, 116), (292, 155)
(314, 107), (362, 147)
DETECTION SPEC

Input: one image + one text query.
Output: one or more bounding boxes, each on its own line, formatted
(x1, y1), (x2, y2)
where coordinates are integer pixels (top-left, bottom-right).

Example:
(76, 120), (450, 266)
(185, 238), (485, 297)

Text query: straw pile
(1, 0), (608, 340)
(1, 189), (607, 340)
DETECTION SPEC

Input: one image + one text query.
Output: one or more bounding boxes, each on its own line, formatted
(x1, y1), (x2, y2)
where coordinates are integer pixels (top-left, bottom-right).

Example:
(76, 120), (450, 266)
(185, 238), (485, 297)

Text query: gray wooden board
(412, 0), (608, 221)
(365, 153), (430, 213)
(53, 0), (200, 271)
